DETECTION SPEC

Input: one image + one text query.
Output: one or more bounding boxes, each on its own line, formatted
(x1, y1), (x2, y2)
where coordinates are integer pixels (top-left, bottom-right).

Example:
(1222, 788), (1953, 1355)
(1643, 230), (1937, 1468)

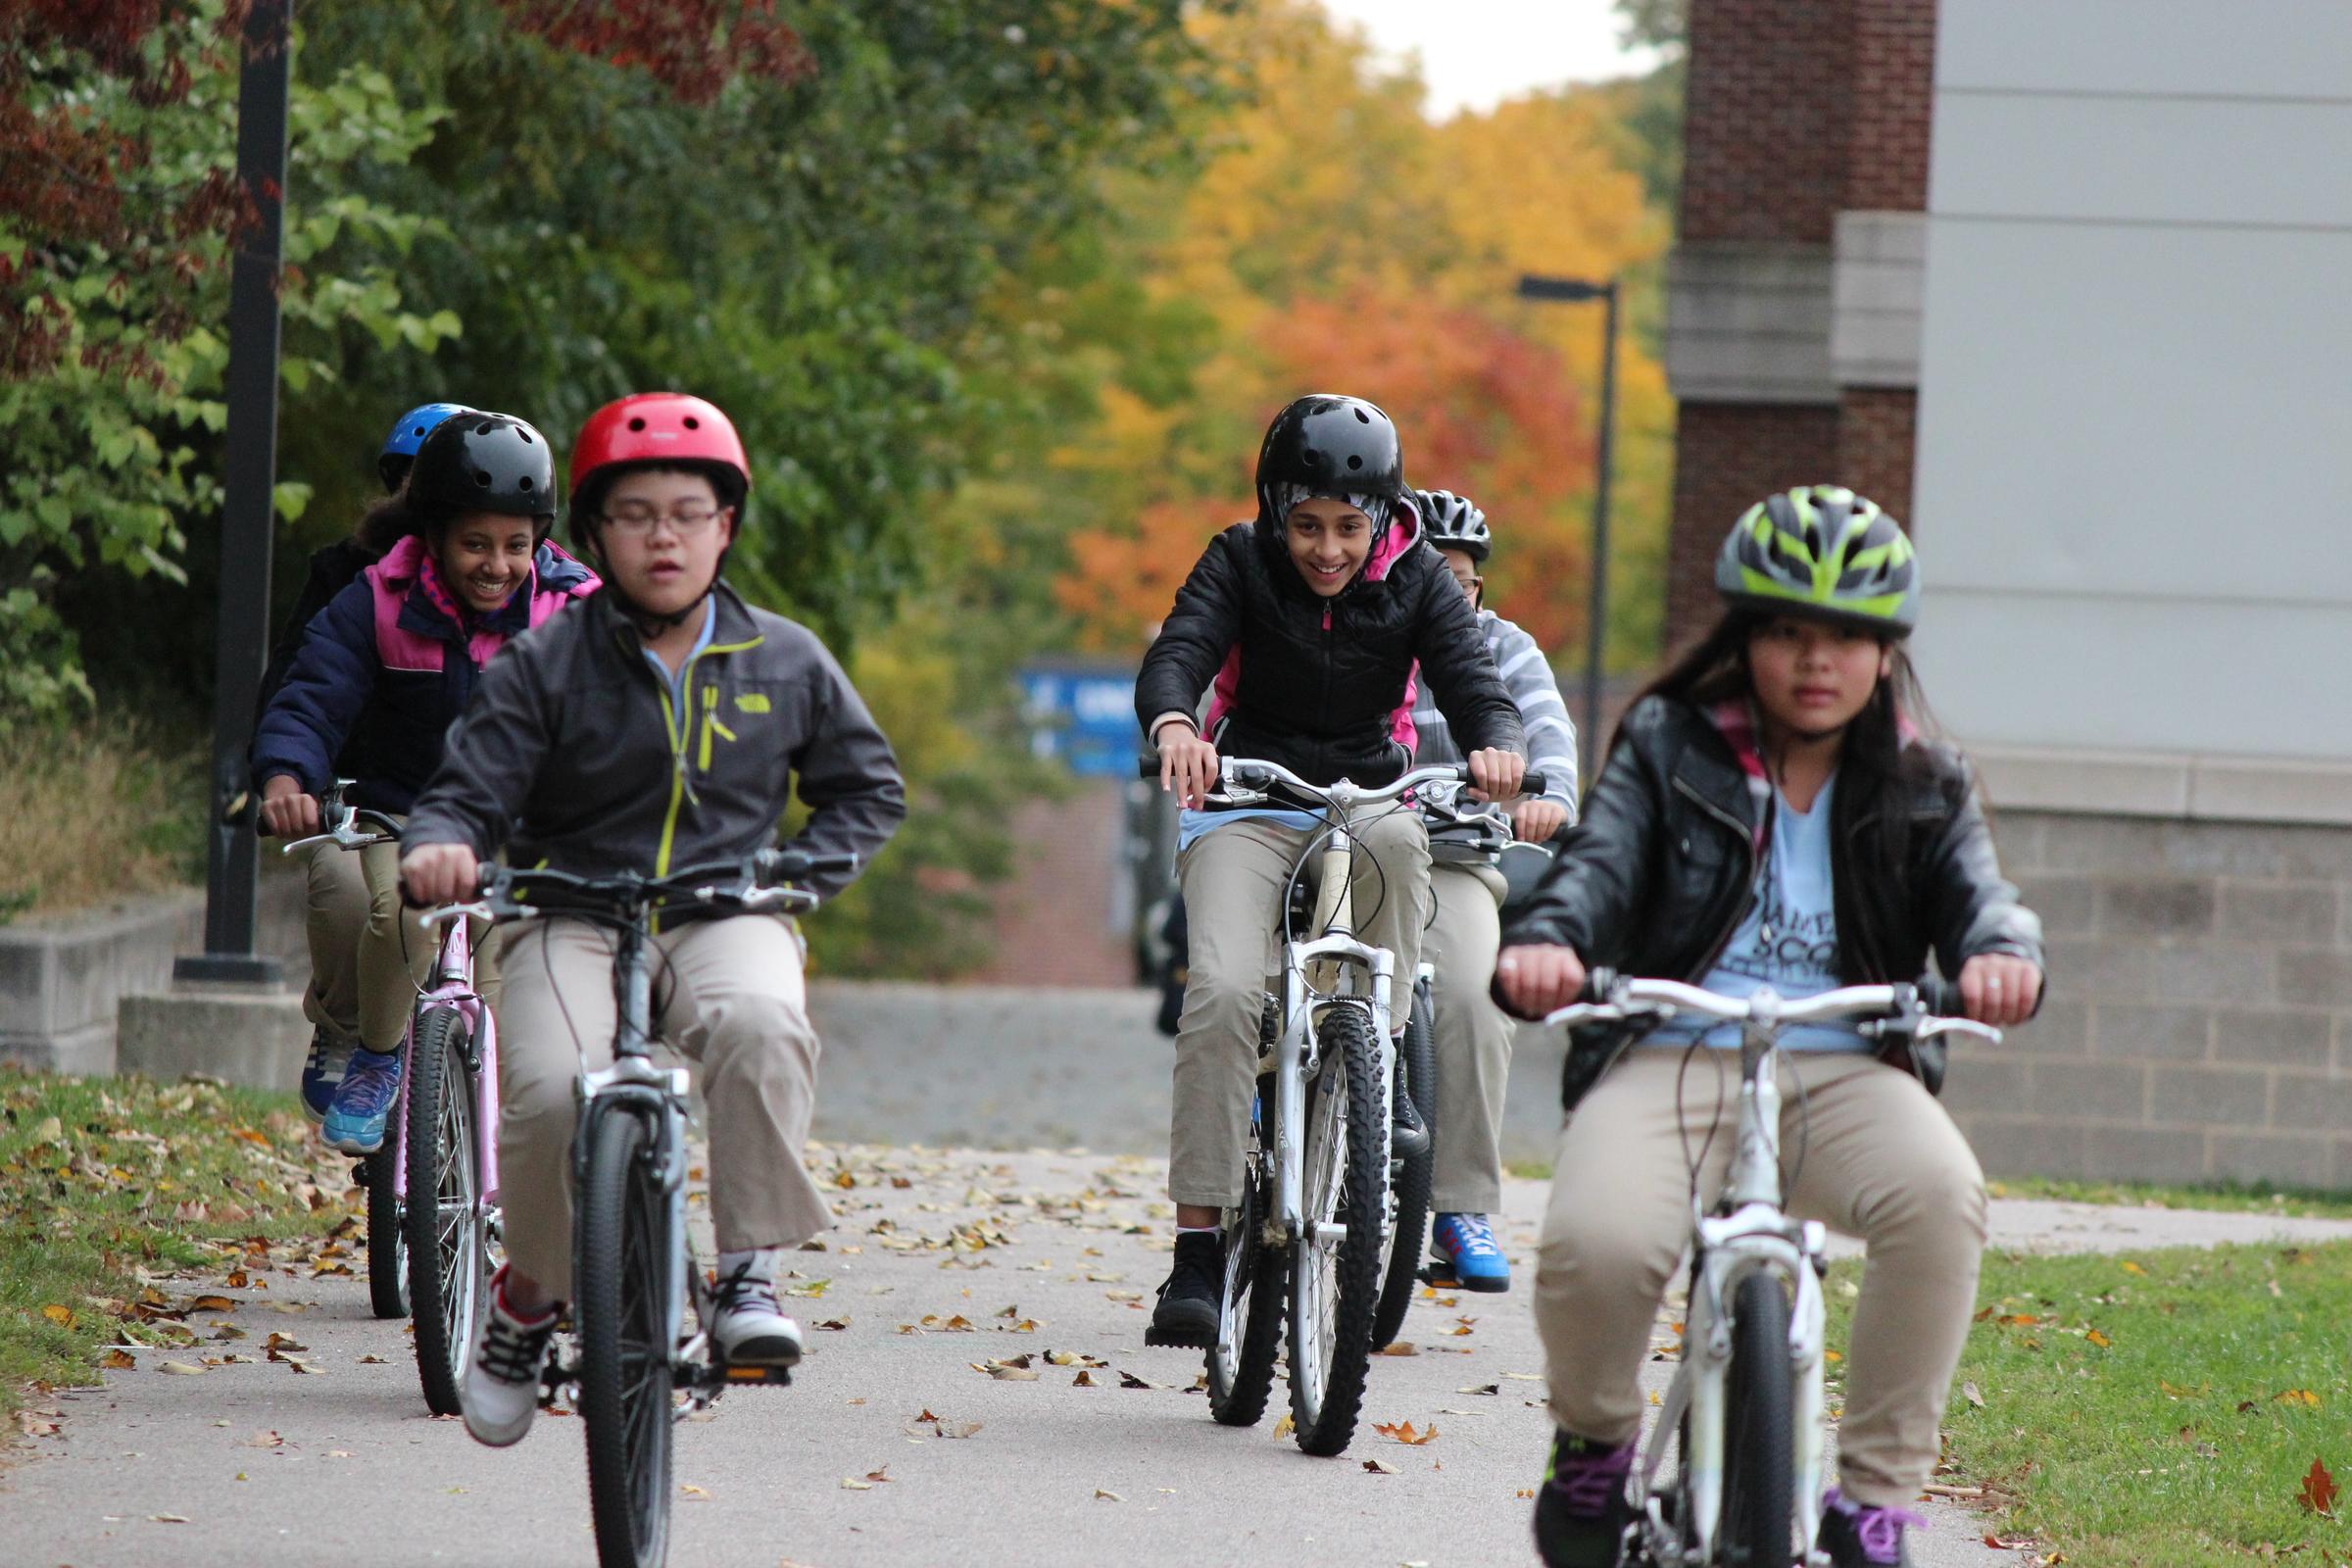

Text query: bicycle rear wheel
(1370, 980), (1435, 1349)
(1718, 1270), (1795, 1567)
(577, 1107), (675, 1568)
(404, 1006), (484, 1416)
(1207, 1073), (1286, 1426)
(364, 1142), (408, 1320)
(1287, 1004), (1386, 1456)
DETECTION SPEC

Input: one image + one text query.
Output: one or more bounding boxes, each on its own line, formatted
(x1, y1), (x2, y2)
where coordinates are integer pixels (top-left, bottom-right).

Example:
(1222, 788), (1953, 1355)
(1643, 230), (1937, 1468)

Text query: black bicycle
(427, 847), (851, 1568)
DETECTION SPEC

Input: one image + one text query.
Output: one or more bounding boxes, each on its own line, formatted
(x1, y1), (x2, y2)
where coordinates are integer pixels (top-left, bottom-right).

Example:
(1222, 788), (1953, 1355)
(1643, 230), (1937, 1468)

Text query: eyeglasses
(599, 507), (726, 538)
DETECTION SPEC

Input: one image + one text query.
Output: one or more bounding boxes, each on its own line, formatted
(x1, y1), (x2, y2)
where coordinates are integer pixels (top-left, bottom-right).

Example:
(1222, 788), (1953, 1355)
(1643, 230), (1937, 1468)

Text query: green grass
(0, 1066), (350, 1418)
(1984, 1175), (2352, 1222)
(1823, 1243), (2352, 1565)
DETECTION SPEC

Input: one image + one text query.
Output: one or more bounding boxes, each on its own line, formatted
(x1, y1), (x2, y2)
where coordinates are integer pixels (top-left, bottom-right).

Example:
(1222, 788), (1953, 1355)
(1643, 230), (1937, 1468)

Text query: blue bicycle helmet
(378, 402), (471, 493)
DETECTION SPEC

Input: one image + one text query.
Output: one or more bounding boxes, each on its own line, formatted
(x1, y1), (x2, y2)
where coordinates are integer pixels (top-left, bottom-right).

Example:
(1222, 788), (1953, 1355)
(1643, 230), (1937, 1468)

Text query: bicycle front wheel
(577, 1107), (675, 1568)
(1207, 1073), (1286, 1427)
(1370, 981), (1435, 1350)
(1719, 1270), (1795, 1567)
(1287, 1004), (1386, 1456)
(404, 1006), (484, 1416)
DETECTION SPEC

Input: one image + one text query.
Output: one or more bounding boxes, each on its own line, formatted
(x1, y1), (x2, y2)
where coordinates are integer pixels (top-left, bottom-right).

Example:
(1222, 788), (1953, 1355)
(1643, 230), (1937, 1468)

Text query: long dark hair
(1626, 608), (1943, 887)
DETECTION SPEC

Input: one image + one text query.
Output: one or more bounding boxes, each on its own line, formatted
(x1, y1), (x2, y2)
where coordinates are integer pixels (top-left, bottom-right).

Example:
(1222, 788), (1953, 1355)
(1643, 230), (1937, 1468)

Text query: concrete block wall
(1942, 808), (2352, 1189)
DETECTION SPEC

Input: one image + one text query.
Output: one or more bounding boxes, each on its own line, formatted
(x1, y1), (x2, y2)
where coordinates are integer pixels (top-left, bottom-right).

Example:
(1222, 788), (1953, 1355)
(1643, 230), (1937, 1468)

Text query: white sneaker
(710, 1249), (804, 1368)
(462, 1268), (558, 1447)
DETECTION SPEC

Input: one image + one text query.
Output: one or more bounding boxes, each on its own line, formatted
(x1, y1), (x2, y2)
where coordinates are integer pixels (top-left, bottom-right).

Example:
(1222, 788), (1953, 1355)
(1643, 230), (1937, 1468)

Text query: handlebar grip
(1916, 976), (1966, 1018)
(1521, 769), (1549, 796)
(1137, 757), (1161, 780)
(1581, 965), (1618, 1004)
(754, 848), (859, 880)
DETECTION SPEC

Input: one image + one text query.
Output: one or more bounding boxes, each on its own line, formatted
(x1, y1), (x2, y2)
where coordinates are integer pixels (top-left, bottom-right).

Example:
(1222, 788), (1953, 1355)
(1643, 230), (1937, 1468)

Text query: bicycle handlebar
(1543, 972), (2000, 1045)
(1135, 754), (1549, 804)
(416, 848), (856, 931)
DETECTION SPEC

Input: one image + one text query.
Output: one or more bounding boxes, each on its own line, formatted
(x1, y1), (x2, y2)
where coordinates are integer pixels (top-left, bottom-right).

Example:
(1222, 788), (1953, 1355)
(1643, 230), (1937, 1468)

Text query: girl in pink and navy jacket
(251, 412), (597, 1152)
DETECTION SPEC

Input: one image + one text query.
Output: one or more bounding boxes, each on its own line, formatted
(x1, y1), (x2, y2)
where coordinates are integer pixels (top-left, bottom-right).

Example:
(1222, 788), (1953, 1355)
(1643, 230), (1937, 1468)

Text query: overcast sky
(1314, 0), (1665, 118)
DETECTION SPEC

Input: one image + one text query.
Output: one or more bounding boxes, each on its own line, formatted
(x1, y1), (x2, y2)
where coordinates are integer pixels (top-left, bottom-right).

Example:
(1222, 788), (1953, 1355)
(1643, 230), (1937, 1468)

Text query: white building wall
(1913, 0), (2352, 793)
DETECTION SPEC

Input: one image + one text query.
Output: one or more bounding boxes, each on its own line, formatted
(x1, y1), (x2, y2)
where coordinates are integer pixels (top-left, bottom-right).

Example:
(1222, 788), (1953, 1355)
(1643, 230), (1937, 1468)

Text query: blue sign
(1018, 663), (1140, 778)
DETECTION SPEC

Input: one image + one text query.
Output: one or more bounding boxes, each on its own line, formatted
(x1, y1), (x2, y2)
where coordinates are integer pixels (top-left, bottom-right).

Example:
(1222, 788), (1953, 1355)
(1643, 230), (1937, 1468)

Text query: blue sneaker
(299, 1028), (358, 1125)
(1431, 1212), (1511, 1293)
(321, 1047), (404, 1154)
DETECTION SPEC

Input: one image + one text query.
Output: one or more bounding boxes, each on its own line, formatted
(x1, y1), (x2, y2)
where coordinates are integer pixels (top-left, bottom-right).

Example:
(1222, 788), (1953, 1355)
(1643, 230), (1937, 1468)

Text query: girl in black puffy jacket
(1494, 487), (2044, 1568)
(1132, 393), (1528, 1351)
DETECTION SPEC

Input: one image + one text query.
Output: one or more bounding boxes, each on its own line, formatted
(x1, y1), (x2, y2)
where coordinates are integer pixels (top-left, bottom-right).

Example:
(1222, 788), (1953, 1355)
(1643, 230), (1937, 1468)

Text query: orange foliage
(1058, 497), (1246, 651)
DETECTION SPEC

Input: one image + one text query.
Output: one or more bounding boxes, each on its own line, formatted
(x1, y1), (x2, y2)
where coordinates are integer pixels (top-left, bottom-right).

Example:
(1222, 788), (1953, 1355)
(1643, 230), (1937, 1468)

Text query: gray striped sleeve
(1487, 617), (1579, 814)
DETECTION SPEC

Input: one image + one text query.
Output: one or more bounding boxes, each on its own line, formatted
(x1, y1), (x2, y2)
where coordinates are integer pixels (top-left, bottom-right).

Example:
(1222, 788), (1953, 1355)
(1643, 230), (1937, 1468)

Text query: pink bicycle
(285, 782), (501, 1415)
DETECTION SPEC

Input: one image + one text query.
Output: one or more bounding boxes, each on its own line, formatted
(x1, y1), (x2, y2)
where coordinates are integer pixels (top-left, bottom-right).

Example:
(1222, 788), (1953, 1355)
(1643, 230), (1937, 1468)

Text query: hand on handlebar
(1510, 796), (1569, 845)
(401, 842), (480, 908)
(1958, 954), (2042, 1029)
(1465, 747), (1526, 806)
(258, 775), (321, 840)
(1494, 942), (1587, 1019)
(1156, 722), (1220, 810)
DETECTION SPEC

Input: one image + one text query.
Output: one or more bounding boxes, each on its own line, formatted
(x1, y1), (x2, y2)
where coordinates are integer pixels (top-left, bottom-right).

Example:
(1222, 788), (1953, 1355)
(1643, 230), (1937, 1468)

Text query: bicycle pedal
(720, 1362), (794, 1386)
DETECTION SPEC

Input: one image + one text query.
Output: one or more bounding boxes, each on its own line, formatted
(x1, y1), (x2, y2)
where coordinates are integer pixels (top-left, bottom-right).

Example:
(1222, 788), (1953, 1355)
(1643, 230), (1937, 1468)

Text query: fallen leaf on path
(1363, 1457), (1398, 1475)
(1095, 1488), (1124, 1501)
(40, 1303), (74, 1328)
(840, 1477), (874, 1491)
(681, 1485), (711, 1499)
(1104, 1290), (1143, 1302)
(1272, 1413), (1295, 1440)
(1962, 1381), (1985, 1409)
(2301, 1457), (2338, 1517)
(1377, 1342), (1417, 1356)
(149, 1514), (190, 1524)
(1118, 1371), (1168, 1391)
(185, 1295), (237, 1313)
(101, 1349), (135, 1371)
(1373, 1421), (1439, 1446)
(1073, 1369), (1102, 1387)
(157, 1361), (208, 1376)
(1458, 1384), (1499, 1396)
(242, 1431), (282, 1448)
(815, 1317), (851, 1332)
(16, 1411), (59, 1438)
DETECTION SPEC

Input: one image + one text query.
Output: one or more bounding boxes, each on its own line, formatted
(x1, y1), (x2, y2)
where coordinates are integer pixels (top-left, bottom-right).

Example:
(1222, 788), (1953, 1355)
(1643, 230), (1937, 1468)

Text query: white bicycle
(1544, 975), (1997, 1567)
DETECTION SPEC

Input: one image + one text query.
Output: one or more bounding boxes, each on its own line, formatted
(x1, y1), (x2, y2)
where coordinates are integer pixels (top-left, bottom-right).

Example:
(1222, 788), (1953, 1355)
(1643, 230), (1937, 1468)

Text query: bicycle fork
(1270, 938), (1395, 1246)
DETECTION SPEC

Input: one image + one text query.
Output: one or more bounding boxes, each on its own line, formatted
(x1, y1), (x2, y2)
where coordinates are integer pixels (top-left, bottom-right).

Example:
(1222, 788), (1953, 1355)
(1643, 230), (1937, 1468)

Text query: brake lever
(415, 900), (495, 931)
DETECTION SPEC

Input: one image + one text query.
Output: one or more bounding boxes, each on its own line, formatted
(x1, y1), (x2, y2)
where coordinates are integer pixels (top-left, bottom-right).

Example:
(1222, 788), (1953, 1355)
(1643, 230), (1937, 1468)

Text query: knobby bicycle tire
(1719, 1270), (1795, 1568)
(1208, 1073), (1286, 1427)
(1287, 1005), (1387, 1456)
(403, 1006), (480, 1416)
(365, 1139), (407, 1320)
(1371, 982), (1436, 1350)
(577, 1108), (674, 1568)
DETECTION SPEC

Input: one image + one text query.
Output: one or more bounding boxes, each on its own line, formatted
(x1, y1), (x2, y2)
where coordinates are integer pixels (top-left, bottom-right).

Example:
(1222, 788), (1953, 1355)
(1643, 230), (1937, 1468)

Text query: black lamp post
(1516, 272), (1619, 783)
(175, 0), (292, 986)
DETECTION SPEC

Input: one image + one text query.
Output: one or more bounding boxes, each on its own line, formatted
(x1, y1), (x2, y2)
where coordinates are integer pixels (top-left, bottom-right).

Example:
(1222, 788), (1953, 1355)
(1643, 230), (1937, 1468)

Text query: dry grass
(0, 723), (204, 922)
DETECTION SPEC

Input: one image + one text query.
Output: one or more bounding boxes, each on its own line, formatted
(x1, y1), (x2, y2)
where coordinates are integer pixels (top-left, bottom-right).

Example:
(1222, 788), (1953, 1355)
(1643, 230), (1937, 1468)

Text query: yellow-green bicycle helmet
(1714, 485), (1920, 635)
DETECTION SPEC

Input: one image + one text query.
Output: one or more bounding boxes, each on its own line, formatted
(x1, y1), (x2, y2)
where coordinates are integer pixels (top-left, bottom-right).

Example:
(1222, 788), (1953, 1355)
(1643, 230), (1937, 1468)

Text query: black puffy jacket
(1135, 515), (1523, 785)
(1502, 695), (2044, 1105)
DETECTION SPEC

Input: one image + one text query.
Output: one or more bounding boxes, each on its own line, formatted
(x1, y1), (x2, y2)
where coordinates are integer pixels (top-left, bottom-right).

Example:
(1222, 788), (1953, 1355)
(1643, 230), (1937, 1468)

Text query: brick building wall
(1664, 404), (1839, 649)
(1665, 0), (1938, 645)
(1944, 810), (2352, 1188)
(973, 779), (1136, 989)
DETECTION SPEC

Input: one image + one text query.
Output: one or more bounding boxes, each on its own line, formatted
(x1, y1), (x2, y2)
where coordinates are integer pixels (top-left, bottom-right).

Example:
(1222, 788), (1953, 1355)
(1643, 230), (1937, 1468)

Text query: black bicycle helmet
(1253, 394), (1407, 537)
(407, 412), (558, 528)
(1415, 488), (1491, 562)
(1714, 485), (1920, 635)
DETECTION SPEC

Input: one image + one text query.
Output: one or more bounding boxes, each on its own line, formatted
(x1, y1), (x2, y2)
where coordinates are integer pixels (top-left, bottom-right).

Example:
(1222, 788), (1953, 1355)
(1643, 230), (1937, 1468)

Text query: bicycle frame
(1543, 979), (1999, 1568)
(391, 913), (501, 1218)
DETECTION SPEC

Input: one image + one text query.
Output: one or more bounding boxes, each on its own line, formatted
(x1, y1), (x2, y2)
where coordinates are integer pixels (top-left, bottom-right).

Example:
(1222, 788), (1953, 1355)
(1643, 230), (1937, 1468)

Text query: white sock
(717, 1248), (779, 1291)
(1175, 1225), (1219, 1238)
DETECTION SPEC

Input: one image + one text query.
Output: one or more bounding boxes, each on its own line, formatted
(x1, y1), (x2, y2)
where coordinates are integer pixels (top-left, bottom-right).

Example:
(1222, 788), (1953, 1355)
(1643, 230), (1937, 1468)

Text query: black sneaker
(1533, 1428), (1635, 1568)
(1818, 1489), (1924, 1568)
(1145, 1231), (1221, 1348)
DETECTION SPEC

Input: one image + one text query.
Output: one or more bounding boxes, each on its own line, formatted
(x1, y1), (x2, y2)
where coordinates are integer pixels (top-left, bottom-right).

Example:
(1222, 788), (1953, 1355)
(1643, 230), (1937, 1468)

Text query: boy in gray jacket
(1409, 488), (1579, 1293)
(400, 392), (905, 1448)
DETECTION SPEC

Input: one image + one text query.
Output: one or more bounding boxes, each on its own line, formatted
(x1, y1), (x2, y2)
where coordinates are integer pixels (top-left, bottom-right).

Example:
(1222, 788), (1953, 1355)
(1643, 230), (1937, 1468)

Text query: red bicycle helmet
(568, 392), (751, 540)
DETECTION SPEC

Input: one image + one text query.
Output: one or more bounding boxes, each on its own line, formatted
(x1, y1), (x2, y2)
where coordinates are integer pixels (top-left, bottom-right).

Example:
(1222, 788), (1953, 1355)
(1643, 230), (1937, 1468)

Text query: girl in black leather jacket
(1495, 488), (2044, 1568)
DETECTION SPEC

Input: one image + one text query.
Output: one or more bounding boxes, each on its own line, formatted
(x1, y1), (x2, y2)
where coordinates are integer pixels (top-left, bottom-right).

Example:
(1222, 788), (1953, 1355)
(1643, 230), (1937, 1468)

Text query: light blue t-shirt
(1646, 773), (1867, 1054)
(642, 600), (719, 731)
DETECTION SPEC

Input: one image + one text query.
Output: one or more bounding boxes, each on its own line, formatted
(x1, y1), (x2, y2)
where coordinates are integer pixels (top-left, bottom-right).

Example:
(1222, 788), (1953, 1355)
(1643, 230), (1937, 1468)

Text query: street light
(1516, 272), (1619, 784)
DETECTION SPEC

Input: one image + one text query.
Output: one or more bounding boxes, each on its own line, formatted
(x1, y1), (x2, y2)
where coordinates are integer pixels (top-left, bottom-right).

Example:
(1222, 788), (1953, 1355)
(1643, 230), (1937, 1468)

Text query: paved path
(17, 1136), (2352, 1568)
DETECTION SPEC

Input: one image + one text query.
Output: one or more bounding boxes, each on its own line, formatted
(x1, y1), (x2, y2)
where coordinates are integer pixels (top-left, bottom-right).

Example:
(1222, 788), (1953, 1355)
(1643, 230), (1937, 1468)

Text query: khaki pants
(296, 839), (368, 1042)
(493, 913), (831, 1298)
(1168, 810), (1430, 1208)
(1421, 860), (1511, 1214)
(354, 821), (501, 1051)
(1536, 1049), (1986, 1508)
